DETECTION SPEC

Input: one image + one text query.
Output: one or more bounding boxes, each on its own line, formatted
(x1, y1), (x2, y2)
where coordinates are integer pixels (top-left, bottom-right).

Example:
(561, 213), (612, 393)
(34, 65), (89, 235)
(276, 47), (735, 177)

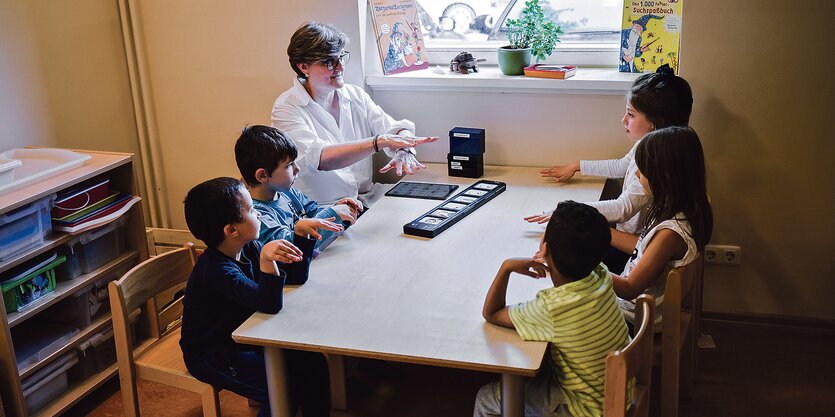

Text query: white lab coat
(271, 78), (415, 206)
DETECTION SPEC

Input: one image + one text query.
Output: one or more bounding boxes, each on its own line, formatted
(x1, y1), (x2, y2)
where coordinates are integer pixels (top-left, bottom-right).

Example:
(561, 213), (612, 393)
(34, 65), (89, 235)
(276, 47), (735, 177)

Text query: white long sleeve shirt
(580, 140), (650, 234)
(271, 78), (415, 206)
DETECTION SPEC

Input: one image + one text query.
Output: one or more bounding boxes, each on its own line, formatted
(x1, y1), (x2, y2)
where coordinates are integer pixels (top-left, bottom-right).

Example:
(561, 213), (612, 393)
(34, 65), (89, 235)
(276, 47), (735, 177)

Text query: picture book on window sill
(368, 0), (429, 75)
(620, 0), (683, 74)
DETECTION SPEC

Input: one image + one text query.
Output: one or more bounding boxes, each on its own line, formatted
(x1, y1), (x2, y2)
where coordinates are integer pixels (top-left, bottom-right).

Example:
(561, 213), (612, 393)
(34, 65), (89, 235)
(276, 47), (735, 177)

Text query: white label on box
(451, 166), (462, 170)
(452, 156), (470, 161)
(452, 132), (471, 138)
(450, 161), (461, 167)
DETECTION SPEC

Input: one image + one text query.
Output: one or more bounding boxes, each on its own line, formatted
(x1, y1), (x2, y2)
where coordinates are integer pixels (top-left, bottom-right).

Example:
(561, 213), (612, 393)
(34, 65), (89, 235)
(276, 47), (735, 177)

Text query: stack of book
(523, 64), (577, 79)
(51, 178), (139, 234)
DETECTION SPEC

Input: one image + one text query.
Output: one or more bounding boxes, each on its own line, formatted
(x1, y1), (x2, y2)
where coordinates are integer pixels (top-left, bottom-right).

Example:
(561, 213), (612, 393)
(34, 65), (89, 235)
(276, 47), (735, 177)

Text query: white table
(232, 164), (604, 417)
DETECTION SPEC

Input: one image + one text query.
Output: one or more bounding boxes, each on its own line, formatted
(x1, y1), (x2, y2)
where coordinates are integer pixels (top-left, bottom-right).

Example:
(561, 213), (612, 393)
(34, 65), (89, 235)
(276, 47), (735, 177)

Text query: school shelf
(0, 150), (149, 417)
(232, 163), (605, 417)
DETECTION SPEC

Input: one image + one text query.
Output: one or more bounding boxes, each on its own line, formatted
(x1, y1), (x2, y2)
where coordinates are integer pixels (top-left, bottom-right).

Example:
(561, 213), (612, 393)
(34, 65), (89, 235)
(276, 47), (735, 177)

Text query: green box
(2, 254), (66, 313)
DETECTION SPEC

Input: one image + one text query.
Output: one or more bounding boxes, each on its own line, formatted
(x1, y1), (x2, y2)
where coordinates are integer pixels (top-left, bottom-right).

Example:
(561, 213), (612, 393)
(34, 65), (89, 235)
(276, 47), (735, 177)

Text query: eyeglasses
(321, 51), (350, 71)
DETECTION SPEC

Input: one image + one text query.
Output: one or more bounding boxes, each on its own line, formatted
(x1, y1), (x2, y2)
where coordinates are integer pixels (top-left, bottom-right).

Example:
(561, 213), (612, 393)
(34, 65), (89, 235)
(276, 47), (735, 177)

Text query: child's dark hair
(235, 125), (298, 186)
(544, 201), (611, 280)
(183, 177), (246, 248)
(629, 64), (693, 128)
(635, 126), (713, 250)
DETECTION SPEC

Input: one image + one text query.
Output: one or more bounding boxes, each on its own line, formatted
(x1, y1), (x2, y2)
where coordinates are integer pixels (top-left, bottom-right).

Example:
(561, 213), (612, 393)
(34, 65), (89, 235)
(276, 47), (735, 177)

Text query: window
(416, 0), (621, 66)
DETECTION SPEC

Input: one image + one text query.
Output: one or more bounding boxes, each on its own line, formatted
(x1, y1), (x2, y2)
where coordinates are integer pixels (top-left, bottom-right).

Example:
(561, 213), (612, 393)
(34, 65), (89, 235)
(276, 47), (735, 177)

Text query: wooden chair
(109, 243), (221, 417)
(604, 294), (655, 417)
(144, 228), (348, 410)
(657, 256), (703, 417)
(146, 227), (206, 256)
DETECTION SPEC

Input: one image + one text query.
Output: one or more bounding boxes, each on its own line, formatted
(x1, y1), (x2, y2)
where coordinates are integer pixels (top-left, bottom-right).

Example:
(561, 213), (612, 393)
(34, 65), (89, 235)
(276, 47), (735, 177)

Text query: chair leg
(661, 352), (680, 417)
(327, 354), (348, 410)
(200, 385), (221, 417)
(680, 330), (696, 398)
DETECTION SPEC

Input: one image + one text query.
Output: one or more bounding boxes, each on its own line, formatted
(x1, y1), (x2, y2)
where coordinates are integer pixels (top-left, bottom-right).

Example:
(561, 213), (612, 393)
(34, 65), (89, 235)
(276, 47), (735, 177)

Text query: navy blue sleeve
(204, 243), (286, 314)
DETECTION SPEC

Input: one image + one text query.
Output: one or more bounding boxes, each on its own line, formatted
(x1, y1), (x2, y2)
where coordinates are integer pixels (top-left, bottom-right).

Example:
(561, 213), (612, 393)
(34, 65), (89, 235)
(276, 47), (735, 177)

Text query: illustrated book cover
(619, 0), (683, 73)
(524, 65), (577, 79)
(368, 0), (429, 75)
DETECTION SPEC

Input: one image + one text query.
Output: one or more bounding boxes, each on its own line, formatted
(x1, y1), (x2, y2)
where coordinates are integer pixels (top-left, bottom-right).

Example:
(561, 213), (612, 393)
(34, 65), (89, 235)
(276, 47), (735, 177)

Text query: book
(368, 0), (429, 75)
(619, 0), (683, 74)
(523, 65), (577, 79)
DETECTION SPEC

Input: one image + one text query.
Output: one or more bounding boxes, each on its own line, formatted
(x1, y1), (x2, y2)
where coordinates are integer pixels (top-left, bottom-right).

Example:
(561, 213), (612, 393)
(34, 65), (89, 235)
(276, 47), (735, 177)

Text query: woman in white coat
(272, 21), (438, 206)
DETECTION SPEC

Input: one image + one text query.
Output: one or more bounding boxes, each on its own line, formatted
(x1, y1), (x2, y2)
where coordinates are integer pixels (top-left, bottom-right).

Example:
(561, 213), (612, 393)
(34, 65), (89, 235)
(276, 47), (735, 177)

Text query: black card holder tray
(403, 180), (506, 238)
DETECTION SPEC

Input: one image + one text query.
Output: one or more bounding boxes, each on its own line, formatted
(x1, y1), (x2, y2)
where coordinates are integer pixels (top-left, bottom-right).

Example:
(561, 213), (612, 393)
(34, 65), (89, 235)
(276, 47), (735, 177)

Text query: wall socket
(704, 245), (742, 266)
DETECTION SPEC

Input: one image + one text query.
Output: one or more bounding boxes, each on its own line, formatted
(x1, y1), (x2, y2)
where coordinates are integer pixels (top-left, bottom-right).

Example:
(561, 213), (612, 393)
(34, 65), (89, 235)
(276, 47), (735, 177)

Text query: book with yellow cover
(368, 0), (429, 75)
(620, 0), (683, 74)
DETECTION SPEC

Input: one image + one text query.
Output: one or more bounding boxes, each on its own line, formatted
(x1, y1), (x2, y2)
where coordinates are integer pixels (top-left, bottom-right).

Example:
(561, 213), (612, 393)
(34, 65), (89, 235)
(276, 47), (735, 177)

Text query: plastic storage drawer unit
(69, 326), (116, 381)
(21, 352), (78, 414)
(57, 216), (127, 279)
(1, 253), (66, 313)
(0, 194), (56, 261)
(0, 158), (22, 187)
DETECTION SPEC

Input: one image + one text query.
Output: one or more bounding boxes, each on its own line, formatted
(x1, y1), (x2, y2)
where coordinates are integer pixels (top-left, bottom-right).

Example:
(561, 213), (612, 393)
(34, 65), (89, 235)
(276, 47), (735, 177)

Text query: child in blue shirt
(180, 177), (330, 417)
(235, 125), (363, 253)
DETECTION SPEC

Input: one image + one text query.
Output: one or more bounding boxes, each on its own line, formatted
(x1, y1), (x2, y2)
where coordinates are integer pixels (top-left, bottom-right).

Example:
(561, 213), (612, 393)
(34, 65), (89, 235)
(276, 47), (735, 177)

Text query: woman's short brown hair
(287, 22), (348, 80)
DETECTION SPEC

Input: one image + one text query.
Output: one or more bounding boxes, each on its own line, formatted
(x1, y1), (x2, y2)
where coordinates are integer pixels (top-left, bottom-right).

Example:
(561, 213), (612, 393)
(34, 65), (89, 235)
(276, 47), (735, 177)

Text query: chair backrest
(146, 227), (206, 256)
(110, 243), (197, 371)
(604, 294), (655, 417)
(661, 256), (702, 355)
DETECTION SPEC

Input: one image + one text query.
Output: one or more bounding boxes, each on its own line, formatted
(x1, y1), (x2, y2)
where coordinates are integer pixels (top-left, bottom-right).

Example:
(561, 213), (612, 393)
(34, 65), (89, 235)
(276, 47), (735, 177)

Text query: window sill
(365, 66), (642, 95)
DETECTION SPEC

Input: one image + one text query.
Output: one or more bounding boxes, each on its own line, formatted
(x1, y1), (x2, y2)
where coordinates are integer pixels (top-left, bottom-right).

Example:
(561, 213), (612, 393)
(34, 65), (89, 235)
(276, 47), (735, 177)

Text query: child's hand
(331, 204), (357, 225)
(540, 161), (580, 182)
(500, 258), (548, 279)
(335, 197), (364, 215)
(261, 239), (303, 268)
(524, 211), (552, 224)
(295, 218), (344, 240)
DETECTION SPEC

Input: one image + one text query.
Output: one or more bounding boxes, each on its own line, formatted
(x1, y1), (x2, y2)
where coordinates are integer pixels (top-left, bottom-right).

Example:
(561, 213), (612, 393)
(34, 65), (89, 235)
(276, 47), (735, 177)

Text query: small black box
(449, 127), (485, 155)
(447, 153), (483, 178)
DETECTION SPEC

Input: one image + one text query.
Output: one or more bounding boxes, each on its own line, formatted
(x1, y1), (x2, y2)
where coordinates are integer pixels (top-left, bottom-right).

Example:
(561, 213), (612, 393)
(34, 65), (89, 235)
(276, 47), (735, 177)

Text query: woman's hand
(294, 217), (344, 240)
(539, 161), (580, 182)
(377, 134), (439, 151)
(261, 239), (304, 268)
(379, 150), (427, 175)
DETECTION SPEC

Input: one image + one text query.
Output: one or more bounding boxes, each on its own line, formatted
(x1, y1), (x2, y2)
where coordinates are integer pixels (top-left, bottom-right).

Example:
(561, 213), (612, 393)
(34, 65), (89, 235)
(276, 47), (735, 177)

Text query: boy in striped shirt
(476, 201), (631, 417)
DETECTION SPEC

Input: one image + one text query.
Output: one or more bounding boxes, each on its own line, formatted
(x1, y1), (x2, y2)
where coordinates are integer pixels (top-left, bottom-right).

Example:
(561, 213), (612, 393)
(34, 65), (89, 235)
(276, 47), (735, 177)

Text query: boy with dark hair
(235, 124), (362, 252)
(476, 201), (631, 417)
(180, 177), (330, 417)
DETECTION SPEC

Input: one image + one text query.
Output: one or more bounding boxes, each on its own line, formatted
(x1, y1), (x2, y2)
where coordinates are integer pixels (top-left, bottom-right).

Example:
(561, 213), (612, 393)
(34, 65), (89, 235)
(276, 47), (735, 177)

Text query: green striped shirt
(509, 264), (630, 417)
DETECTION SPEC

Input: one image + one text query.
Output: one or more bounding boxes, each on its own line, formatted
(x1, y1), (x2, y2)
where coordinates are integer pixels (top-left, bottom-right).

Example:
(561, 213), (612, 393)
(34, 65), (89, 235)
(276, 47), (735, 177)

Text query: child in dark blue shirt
(180, 177), (330, 417)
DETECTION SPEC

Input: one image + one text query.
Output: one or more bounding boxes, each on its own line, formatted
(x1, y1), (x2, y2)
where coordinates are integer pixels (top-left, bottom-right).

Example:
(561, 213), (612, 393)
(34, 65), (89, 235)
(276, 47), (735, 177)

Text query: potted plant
(498, 0), (563, 75)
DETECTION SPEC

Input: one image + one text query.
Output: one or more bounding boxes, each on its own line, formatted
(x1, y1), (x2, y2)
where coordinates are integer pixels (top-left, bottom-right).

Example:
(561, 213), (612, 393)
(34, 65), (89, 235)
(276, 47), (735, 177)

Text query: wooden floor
(64, 320), (835, 417)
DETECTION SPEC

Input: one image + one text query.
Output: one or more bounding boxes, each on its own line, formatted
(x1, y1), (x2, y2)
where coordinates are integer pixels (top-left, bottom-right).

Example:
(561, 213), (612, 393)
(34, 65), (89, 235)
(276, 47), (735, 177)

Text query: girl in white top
(272, 22), (438, 206)
(525, 65), (693, 272)
(609, 127), (713, 330)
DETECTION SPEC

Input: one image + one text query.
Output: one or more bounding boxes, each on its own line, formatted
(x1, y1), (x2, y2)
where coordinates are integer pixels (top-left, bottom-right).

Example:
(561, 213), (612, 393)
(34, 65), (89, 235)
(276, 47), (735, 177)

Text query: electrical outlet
(704, 245), (742, 266)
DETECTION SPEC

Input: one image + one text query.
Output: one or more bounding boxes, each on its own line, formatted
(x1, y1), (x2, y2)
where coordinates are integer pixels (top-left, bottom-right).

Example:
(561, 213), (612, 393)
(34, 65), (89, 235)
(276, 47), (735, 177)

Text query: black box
(447, 153), (483, 178)
(449, 127), (485, 155)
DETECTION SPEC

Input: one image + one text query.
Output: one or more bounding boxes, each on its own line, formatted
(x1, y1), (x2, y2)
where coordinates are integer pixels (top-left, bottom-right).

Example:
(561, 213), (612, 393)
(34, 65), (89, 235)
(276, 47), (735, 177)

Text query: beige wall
(3, 0), (833, 320)
(130, 0), (365, 227)
(0, 0), (137, 153)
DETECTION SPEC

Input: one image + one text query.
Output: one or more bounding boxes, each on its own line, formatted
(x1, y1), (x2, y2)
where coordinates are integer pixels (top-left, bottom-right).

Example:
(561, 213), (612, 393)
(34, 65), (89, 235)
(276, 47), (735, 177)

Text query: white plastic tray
(0, 149), (91, 195)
